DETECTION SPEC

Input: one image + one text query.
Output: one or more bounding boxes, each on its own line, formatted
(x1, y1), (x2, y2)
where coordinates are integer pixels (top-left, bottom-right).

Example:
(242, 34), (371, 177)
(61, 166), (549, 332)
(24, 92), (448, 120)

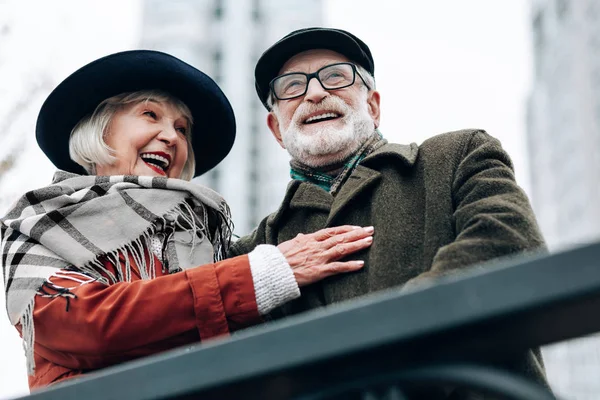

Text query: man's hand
(277, 225), (373, 287)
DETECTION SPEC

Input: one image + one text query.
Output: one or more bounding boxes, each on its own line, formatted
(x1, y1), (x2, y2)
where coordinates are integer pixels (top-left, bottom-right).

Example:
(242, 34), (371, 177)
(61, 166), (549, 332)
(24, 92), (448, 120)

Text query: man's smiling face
(267, 49), (380, 167)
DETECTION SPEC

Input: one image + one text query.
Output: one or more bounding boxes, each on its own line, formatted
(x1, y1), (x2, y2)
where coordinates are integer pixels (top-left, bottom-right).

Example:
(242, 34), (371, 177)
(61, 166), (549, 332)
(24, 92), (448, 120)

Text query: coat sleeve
(31, 255), (261, 370)
(404, 130), (546, 289)
(228, 220), (270, 258)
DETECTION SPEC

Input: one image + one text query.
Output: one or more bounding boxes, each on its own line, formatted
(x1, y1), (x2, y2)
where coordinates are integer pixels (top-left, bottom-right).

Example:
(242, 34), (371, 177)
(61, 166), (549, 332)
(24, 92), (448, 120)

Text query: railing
(15, 241), (600, 400)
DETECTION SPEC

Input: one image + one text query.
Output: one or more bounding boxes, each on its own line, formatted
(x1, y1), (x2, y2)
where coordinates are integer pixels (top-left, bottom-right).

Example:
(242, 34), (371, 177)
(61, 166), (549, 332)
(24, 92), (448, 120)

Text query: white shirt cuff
(248, 244), (300, 315)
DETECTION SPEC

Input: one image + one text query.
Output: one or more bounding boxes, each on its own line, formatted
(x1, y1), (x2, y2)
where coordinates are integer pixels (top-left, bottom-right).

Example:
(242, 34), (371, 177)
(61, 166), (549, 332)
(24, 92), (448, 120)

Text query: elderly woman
(1, 50), (373, 390)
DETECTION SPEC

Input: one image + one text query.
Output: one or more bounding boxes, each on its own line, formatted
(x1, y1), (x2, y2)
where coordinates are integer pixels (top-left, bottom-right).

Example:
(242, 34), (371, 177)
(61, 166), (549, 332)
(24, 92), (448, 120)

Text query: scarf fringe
(20, 299), (35, 375)
(16, 197), (232, 376)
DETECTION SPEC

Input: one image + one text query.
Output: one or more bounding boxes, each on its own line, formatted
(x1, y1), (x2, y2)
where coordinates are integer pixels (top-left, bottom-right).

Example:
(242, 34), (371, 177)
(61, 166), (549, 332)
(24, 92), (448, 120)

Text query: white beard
(275, 95), (375, 168)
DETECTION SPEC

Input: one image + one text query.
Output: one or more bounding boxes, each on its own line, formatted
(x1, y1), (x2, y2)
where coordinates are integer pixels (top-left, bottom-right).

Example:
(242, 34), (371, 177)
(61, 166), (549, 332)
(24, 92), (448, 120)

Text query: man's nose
(303, 77), (329, 103)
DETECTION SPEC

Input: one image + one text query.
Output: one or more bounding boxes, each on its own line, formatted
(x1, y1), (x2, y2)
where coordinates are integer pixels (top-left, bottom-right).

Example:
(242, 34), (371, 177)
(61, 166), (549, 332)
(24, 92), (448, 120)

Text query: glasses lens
(273, 73), (307, 99)
(318, 64), (354, 89)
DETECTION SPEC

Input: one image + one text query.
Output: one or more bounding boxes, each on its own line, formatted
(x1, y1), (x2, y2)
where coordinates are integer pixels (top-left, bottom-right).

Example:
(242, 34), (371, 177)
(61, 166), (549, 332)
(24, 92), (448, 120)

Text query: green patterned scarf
(290, 130), (386, 195)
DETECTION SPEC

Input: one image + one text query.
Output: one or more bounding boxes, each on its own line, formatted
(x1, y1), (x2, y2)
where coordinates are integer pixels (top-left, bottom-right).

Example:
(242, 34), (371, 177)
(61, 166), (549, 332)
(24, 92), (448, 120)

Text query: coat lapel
(289, 182), (333, 211)
(265, 179), (333, 234)
(364, 142), (419, 166)
(272, 142), (420, 227)
(327, 165), (381, 225)
(326, 142), (419, 225)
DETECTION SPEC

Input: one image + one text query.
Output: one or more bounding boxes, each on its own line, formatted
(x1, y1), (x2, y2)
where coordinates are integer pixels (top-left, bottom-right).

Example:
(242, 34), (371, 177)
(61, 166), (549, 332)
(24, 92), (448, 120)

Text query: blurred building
(527, 0), (600, 248)
(528, 0), (600, 398)
(141, 0), (323, 236)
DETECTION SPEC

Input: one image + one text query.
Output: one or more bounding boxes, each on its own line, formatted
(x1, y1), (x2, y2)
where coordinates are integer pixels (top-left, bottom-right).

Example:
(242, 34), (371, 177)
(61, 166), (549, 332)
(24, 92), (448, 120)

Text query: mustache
(291, 96), (350, 126)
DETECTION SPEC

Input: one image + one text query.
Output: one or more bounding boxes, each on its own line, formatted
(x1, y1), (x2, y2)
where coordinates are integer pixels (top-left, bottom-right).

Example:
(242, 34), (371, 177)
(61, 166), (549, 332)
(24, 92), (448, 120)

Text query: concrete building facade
(528, 1), (600, 398)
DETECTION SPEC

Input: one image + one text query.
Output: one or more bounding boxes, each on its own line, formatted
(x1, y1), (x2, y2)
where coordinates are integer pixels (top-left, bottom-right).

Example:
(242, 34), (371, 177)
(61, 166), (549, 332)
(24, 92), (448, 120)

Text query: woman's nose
(157, 124), (178, 145)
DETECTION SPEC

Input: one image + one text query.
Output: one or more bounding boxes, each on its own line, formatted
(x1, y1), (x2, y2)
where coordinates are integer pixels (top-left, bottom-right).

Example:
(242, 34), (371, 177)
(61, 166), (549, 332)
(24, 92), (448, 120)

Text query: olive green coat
(230, 129), (549, 391)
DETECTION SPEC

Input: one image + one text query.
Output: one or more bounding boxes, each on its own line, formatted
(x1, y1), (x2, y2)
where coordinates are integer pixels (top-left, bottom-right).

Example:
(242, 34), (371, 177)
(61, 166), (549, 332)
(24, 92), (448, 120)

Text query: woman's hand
(277, 225), (374, 287)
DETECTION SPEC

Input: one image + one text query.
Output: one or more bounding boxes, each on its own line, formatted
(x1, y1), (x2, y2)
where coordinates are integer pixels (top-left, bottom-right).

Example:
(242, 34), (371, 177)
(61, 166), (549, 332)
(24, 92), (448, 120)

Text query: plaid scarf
(290, 130), (387, 195)
(1, 170), (233, 373)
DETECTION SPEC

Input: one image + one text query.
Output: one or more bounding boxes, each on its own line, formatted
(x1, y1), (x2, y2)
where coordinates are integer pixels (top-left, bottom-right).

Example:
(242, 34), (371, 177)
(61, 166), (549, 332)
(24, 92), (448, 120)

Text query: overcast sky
(0, 1), (534, 397)
(326, 0), (534, 193)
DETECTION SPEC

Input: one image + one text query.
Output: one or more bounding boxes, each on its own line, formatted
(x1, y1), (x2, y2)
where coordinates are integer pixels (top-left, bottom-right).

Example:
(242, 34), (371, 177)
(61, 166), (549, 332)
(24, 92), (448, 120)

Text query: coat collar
(289, 180), (332, 211)
(270, 142), (420, 227)
(327, 164), (382, 224)
(362, 142), (419, 167)
(330, 142), (419, 223)
(277, 172), (381, 229)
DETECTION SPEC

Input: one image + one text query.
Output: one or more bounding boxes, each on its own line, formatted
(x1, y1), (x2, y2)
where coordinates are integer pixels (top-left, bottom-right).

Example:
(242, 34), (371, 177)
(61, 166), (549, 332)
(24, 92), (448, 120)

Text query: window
(214, 0), (223, 19)
(532, 10), (545, 75)
(212, 48), (223, 83)
(533, 10), (545, 49)
(556, 0), (569, 20)
(252, 0), (261, 22)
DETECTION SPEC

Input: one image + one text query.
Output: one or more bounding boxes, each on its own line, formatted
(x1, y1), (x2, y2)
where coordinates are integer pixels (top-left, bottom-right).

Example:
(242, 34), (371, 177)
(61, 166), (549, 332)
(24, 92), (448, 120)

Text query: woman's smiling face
(96, 100), (190, 178)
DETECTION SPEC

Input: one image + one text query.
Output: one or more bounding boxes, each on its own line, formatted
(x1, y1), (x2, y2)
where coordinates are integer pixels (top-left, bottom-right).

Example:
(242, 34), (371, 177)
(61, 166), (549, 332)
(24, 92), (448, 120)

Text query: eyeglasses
(270, 62), (371, 101)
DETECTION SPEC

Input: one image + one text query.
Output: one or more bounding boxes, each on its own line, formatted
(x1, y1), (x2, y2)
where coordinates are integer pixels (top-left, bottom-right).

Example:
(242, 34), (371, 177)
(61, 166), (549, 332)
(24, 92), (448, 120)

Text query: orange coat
(24, 252), (261, 390)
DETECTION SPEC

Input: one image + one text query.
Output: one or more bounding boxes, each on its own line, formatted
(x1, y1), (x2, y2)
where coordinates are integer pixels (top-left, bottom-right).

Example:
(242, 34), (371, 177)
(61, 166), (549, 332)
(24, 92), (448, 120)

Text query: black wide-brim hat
(254, 27), (374, 110)
(36, 50), (236, 177)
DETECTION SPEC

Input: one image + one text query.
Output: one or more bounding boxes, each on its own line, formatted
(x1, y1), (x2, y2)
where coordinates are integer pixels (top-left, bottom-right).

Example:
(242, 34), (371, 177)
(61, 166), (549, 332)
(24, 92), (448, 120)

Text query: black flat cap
(254, 27), (374, 109)
(36, 50), (236, 177)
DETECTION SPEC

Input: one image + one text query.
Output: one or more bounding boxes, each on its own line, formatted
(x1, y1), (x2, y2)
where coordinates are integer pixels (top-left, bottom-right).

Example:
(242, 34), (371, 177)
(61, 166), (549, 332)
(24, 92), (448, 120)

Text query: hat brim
(36, 50), (235, 177)
(255, 28), (374, 109)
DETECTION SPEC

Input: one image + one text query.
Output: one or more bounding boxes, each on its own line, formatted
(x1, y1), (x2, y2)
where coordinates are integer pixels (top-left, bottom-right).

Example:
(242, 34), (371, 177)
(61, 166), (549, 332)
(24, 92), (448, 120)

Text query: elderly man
(229, 27), (549, 394)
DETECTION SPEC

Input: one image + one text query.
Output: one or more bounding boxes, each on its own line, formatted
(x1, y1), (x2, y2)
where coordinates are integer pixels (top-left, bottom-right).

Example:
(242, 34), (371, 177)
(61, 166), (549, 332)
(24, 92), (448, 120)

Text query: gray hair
(267, 63), (376, 111)
(69, 90), (196, 180)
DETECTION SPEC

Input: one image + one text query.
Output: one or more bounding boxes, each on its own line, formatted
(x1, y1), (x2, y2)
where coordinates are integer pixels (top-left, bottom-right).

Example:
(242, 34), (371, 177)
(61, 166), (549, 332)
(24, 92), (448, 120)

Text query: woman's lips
(143, 160), (167, 176)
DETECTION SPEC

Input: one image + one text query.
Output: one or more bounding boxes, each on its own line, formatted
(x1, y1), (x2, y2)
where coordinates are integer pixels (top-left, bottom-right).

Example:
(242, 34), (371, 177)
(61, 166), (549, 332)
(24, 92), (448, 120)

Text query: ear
(367, 90), (381, 129)
(267, 112), (285, 149)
